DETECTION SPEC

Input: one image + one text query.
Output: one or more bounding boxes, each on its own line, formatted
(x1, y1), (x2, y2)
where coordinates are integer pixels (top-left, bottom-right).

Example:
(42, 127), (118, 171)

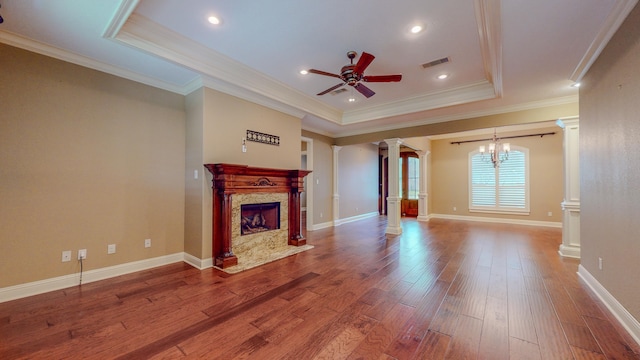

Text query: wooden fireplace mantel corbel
(204, 163), (311, 268)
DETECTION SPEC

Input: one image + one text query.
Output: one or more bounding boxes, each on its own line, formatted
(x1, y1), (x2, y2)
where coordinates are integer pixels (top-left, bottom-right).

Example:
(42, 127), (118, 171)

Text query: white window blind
(469, 147), (529, 214)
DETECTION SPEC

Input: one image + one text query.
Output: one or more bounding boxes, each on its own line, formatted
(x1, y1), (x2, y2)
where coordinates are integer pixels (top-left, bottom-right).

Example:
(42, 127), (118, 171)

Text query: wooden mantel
(204, 163), (311, 268)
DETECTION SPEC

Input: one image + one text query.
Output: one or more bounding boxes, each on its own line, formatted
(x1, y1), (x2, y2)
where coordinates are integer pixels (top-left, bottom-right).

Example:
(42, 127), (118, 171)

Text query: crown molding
(474, 0), (503, 97)
(342, 80), (496, 124)
(570, 0), (638, 82)
(114, 14), (343, 123)
(334, 95), (578, 138)
(0, 30), (188, 94)
(103, 0), (140, 39)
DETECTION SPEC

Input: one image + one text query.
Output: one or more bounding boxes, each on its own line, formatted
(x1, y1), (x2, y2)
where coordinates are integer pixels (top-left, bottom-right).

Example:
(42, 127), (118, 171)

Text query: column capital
(331, 145), (342, 153)
(383, 138), (403, 147)
(556, 116), (579, 129)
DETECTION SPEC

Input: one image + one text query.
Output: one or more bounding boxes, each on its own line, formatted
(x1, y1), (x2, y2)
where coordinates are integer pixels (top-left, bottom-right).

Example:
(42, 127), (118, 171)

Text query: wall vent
(422, 57), (450, 69)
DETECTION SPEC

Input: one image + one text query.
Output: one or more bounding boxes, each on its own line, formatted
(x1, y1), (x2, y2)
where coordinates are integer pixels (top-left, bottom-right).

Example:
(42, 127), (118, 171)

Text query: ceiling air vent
(331, 88), (348, 95)
(421, 57), (450, 69)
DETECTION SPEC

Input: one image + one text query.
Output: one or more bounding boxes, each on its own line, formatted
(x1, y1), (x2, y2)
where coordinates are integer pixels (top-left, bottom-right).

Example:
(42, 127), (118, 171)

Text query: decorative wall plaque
(246, 130), (280, 146)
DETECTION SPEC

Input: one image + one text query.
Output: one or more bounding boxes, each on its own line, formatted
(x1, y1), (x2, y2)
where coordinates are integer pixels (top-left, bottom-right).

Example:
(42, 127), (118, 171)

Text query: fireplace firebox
(241, 202), (280, 235)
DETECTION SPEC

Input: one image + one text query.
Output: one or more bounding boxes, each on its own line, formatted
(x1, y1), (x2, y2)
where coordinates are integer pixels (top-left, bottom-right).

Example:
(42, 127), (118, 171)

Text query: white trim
(102, 0), (140, 38)
(301, 136), (314, 232)
(558, 244), (581, 259)
(417, 214), (433, 222)
(183, 253), (213, 270)
(342, 81), (496, 124)
(335, 212), (380, 226)
(334, 95), (578, 138)
(570, 0), (639, 82)
(430, 213), (561, 228)
(310, 221), (335, 231)
(0, 253), (185, 303)
(474, 0), (503, 97)
(578, 265), (640, 346)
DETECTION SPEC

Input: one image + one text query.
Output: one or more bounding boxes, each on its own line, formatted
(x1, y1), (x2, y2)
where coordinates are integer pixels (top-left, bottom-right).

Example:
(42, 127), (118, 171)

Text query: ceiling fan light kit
(308, 51), (402, 99)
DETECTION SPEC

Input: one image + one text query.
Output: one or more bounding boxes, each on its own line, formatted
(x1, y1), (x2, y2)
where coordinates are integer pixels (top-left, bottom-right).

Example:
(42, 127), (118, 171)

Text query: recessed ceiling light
(348, 97), (356, 102)
(300, 70), (308, 75)
(437, 74), (449, 80)
(410, 25), (423, 34)
(208, 16), (220, 25)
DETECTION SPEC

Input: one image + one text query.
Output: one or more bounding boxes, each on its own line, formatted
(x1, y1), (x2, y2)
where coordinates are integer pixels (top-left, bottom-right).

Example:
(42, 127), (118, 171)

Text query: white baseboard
(310, 220), (334, 231)
(430, 213), (562, 228)
(0, 253), (184, 303)
(334, 211), (380, 226)
(578, 265), (640, 346)
(183, 252), (213, 270)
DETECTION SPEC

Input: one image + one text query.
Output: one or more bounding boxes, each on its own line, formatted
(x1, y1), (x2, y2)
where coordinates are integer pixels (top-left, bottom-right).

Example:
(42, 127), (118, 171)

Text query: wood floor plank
(509, 337), (542, 360)
(1, 218), (638, 359)
(443, 314), (483, 359)
(478, 295), (509, 360)
(347, 303), (415, 360)
(527, 290), (575, 360)
(583, 315), (640, 360)
(412, 330), (451, 360)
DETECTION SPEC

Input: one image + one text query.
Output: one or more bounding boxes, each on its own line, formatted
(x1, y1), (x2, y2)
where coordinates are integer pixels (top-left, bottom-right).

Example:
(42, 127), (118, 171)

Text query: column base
(289, 237), (307, 246)
(215, 254), (238, 268)
(558, 244), (581, 259)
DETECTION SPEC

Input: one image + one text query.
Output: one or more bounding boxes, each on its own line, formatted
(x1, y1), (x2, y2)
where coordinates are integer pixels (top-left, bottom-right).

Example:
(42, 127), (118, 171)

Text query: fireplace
(241, 202), (280, 235)
(204, 164), (311, 268)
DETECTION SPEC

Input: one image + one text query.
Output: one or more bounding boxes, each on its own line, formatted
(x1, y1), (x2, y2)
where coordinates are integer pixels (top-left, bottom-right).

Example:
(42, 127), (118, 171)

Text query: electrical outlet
(453, 206), (457, 211)
(62, 251), (71, 262)
(320, 212), (323, 218)
(547, 211), (553, 217)
(107, 244), (116, 254)
(145, 238), (151, 248)
(598, 257), (603, 270)
(78, 249), (87, 260)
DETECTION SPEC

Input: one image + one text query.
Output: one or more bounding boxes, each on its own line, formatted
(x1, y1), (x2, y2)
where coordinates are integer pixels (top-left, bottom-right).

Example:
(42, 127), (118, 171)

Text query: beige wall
(430, 126), (563, 222)
(301, 130), (334, 225)
(580, 3), (640, 321)
(338, 143), (379, 219)
(0, 44), (186, 287)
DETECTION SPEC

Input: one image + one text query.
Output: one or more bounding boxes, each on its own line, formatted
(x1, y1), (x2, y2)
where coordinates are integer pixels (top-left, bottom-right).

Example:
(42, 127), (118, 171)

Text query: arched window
(468, 146), (530, 214)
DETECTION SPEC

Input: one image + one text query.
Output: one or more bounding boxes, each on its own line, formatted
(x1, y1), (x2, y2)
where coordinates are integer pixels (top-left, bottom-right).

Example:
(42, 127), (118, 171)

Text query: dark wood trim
(204, 164), (311, 268)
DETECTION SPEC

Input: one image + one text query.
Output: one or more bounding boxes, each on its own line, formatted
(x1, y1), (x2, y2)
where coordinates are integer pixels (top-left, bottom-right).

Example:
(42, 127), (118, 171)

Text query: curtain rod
(450, 131), (556, 145)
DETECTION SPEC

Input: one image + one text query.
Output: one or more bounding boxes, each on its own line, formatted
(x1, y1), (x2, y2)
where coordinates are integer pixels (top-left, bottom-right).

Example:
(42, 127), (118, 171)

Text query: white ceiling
(0, 0), (637, 137)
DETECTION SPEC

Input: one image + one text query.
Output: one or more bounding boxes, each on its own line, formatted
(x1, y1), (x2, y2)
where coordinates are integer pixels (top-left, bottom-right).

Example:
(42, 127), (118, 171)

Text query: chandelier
(479, 130), (510, 168)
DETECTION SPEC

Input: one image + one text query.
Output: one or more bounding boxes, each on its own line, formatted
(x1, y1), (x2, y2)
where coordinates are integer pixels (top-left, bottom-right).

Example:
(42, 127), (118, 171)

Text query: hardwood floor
(1, 217), (639, 359)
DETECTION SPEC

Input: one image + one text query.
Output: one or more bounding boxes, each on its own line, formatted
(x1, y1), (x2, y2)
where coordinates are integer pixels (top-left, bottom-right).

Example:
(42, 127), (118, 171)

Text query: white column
(384, 138), (403, 234)
(557, 118), (581, 258)
(332, 145), (342, 224)
(417, 150), (430, 222)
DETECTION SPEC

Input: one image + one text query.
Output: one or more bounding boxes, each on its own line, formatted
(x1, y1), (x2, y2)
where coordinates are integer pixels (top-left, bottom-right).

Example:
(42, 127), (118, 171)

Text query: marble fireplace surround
(204, 164), (311, 271)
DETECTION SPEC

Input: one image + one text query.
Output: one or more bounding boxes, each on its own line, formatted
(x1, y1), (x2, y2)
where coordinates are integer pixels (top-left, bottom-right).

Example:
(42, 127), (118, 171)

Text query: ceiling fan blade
(354, 83), (375, 98)
(317, 83), (345, 96)
(308, 69), (342, 79)
(353, 52), (375, 75)
(363, 74), (402, 82)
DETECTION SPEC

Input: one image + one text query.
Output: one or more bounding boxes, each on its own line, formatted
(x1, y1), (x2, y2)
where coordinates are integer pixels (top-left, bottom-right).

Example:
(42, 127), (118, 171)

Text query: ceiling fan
(308, 51), (402, 98)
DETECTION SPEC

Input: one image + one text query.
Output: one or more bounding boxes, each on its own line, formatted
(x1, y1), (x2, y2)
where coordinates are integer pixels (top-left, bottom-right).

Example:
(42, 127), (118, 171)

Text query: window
(399, 153), (420, 200)
(407, 157), (419, 200)
(469, 147), (529, 214)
